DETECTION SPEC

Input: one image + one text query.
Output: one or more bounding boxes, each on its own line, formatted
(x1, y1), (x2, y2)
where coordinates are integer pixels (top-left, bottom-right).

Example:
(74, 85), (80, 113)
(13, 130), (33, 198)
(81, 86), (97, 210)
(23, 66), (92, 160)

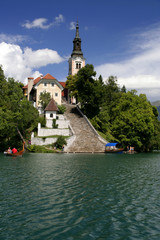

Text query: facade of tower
(68, 21), (85, 76)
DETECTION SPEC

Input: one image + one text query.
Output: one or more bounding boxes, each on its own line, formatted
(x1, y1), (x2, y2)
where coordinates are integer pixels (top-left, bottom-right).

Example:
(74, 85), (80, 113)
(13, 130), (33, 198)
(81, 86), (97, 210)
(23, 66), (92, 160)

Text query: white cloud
(24, 47), (64, 67)
(54, 14), (64, 24)
(0, 33), (28, 44)
(0, 42), (64, 83)
(69, 21), (76, 30)
(22, 18), (50, 29)
(22, 14), (64, 29)
(95, 23), (160, 101)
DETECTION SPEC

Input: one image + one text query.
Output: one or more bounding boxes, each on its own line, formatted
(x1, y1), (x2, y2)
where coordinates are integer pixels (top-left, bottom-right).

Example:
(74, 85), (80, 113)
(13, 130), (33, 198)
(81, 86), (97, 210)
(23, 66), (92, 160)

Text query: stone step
(63, 104), (106, 153)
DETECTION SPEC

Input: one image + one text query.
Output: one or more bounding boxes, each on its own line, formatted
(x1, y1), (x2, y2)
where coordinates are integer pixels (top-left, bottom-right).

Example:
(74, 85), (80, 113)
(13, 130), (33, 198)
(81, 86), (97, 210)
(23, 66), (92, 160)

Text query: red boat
(4, 142), (25, 157)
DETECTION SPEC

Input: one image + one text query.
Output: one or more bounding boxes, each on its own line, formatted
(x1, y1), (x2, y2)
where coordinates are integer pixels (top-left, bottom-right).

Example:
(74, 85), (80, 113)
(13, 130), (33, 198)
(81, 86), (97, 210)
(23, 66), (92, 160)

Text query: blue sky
(1, 0), (160, 101)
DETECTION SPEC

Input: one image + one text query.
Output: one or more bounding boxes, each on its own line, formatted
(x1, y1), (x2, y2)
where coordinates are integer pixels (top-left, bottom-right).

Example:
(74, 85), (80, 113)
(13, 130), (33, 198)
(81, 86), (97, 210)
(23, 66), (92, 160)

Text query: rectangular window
(76, 63), (78, 69)
(44, 83), (47, 87)
(55, 93), (58, 97)
(51, 83), (54, 87)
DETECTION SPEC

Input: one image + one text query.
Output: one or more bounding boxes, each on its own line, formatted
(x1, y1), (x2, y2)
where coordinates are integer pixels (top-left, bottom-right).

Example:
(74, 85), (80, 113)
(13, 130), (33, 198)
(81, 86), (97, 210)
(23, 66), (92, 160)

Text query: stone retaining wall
(31, 132), (74, 147)
(38, 122), (70, 136)
(46, 119), (69, 128)
(31, 135), (57, 146)
(38, 128), (70, 137)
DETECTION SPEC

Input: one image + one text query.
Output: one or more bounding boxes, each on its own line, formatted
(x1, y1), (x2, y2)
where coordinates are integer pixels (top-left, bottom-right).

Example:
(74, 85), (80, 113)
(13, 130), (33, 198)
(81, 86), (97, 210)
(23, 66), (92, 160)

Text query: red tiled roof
(45, 98), (58, 111)
(33, 76), (41, 85)
(59, 82), (66, 88)
(43, 73), (56, 80)
(23, 74), (60, 89)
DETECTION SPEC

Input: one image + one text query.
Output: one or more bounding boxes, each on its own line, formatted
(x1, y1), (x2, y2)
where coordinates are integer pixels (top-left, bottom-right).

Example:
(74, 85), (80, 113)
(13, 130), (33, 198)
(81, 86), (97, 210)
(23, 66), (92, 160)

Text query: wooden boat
(105, 143), (124, 153)
(4, 142), (25, 157)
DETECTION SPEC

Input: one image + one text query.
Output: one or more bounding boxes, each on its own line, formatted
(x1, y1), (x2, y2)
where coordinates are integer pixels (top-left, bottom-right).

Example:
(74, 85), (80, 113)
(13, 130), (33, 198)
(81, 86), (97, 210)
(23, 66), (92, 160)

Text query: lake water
(0, 152), (160, 240)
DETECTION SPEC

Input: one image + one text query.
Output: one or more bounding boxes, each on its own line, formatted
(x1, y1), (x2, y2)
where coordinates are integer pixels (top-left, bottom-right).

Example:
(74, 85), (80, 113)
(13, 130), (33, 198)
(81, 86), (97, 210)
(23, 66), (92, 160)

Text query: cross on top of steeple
(75, 19), (80, 38)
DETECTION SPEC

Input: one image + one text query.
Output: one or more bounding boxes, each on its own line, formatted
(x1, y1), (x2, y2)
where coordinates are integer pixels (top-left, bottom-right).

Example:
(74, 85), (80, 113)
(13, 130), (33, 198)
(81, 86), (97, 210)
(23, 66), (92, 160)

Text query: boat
(126, 146), (136, 154)
(105, 142), (124, 153)
(4, 142), (25, 157)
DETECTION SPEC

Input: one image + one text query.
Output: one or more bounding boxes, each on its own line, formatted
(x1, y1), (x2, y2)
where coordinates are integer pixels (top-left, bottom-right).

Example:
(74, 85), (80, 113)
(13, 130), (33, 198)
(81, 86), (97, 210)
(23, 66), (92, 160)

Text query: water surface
(0, 152), (160, 240)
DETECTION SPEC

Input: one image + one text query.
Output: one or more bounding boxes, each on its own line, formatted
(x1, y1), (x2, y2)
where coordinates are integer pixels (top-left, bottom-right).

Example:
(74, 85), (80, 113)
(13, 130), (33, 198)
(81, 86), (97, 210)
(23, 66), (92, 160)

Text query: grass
(27, 144), (62, 153)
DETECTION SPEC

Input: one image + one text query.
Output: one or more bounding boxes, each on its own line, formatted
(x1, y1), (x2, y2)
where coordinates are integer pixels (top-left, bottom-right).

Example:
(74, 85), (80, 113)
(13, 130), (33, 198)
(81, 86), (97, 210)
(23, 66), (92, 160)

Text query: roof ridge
(43, 73), (56, 80)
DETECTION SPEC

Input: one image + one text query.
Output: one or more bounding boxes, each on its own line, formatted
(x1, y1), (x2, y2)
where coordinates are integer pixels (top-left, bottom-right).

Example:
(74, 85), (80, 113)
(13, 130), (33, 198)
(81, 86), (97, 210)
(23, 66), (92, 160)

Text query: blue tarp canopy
(105, 142), (118, 147)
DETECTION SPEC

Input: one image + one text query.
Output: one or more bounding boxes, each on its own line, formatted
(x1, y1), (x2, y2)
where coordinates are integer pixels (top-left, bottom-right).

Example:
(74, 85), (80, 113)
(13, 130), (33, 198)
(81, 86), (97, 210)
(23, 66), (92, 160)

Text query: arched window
(79, 63), (81, 69)
(76, 63), (78, 69)
(50, 113), (53, 118)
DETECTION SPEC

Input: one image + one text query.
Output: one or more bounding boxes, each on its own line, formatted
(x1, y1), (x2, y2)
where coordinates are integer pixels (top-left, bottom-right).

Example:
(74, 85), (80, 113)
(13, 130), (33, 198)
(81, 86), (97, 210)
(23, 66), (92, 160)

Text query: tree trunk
(16, 127), (28, 150)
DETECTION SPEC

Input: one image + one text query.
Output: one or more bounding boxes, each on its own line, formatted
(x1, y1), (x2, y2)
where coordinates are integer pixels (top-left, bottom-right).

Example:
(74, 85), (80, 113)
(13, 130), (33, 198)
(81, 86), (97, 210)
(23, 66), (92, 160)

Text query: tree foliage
(58, 105), (66, 114)
(66, 64), (160, 152)
(110, 91), (155, 151)
(66, 75), (78, 98)
(75, 64), (103, 118)
(0, 66), (39, 151)
(55, 135), (67, 149)
(39, 91), (51, 111)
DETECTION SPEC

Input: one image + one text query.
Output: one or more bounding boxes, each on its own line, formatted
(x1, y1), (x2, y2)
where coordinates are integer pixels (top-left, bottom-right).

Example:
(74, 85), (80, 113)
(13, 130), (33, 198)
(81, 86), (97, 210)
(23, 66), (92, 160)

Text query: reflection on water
(0, 153), (160, 239)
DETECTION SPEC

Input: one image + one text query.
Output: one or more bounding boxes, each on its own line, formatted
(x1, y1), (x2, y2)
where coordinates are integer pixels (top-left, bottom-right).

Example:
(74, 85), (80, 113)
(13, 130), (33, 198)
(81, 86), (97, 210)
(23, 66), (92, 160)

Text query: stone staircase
(64, 104), (106, 153)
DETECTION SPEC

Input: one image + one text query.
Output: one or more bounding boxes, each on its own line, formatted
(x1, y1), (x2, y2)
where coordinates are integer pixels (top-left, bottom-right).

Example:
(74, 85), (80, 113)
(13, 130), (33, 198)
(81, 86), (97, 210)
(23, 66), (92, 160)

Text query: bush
(27, 144), (36, 152)
(58, 105), (66, 114)
(27, 144), (56, 153)
(54, 136), (67, 149)
(52, 119), (58, 128)
(38, 116), (46, 127)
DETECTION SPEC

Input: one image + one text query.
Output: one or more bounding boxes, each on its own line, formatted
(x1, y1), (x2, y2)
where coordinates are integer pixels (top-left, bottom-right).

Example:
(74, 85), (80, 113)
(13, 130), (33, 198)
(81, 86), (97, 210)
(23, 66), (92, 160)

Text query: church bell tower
(68, 20), (85, 75)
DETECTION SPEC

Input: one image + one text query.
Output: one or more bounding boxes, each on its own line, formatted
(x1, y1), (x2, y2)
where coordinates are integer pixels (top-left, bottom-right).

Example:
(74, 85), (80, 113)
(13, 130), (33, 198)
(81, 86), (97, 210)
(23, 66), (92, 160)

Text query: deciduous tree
(39, 91), (51, 111)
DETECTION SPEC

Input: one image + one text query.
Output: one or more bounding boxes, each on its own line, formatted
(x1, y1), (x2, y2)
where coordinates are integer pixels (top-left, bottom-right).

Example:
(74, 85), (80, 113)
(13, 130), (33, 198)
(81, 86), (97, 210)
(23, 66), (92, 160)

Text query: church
(23, 21), (85, 112)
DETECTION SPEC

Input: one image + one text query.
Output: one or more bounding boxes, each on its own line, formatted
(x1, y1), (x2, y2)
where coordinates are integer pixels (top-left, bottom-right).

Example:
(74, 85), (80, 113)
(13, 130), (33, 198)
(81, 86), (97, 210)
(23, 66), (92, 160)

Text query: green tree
(121, 85), (126, 93)
(103, 76), (120, 104)
(0, 66), (39, 151)
(18, 98), (39, 133)
(66, 74), (78, 98)
(98, 75), (104, 85)
(91, 106), (110, 134)
(58, 105), (66, 114)
(0, 66), (8, 107)
(39, 91), (51, 111)
(76, 64), (103, 118)
(111, 91), (155, 151)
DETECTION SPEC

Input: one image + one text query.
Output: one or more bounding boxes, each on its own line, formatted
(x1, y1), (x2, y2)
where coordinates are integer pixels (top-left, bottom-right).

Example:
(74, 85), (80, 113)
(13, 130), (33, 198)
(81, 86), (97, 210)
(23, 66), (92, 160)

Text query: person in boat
(12, 148), (18, 154)
(7, 147), (12, 153)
